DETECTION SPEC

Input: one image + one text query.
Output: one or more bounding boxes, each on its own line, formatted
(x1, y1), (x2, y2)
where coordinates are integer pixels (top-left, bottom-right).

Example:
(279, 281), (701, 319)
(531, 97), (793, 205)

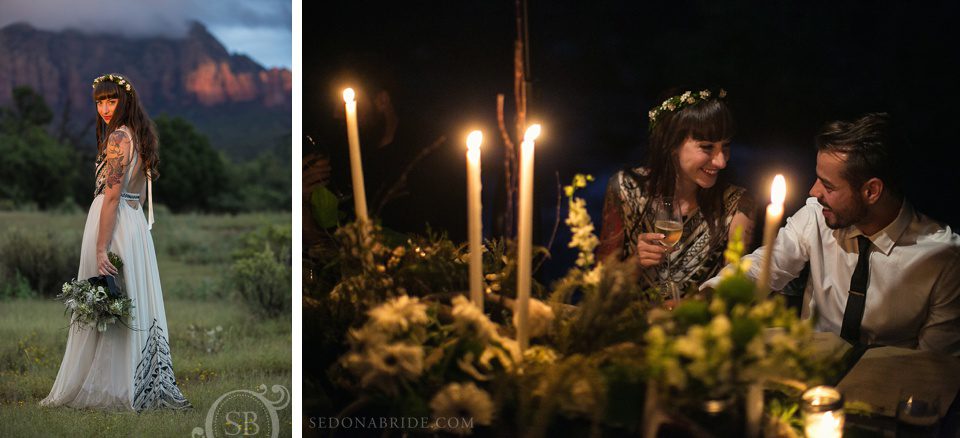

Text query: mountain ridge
(0, 21), (290, 158)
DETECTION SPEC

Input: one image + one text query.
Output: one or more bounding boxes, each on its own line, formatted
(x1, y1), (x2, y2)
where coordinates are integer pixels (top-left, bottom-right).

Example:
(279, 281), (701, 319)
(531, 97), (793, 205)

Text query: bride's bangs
(93, 81), (121, 102)
(678, 99), (736, 143)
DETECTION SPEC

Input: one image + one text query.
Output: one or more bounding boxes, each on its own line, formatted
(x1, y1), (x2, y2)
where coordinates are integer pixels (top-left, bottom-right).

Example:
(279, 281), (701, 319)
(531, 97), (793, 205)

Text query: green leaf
(730, 317), (760, 349)
(310, 186), (340, 229)
(673, 300), (711, 327)
(716, 273), (755, 306)
(107, 251), (124, 270)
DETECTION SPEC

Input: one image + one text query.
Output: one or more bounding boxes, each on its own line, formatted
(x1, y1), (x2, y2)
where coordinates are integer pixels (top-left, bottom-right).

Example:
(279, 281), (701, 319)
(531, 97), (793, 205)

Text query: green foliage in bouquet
(108, 252), (123, 271)
(55, 251), (134, 332)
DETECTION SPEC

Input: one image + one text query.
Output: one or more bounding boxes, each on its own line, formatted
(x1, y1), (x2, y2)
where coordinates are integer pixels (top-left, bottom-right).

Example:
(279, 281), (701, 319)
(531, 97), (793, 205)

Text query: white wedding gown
(41, 125), (191, 411)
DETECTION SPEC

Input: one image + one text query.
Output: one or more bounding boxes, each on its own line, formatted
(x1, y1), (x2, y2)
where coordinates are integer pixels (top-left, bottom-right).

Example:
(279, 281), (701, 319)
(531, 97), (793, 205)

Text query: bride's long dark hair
(93, 74), (160, 179)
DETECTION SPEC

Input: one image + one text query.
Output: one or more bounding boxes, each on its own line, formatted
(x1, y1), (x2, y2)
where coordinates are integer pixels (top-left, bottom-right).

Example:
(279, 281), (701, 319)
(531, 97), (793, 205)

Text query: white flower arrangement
(429, 381), (495, 435)
(366, 295), (429, 335)
(512, 297), (554, 339)
(341, 296), (430, 394)
(648, 88), (727, 130)
(341, 341), (426, 390)
(368, 343), (425, 379)
(451, 295), (500, 341)
(92, 74), (133, 93)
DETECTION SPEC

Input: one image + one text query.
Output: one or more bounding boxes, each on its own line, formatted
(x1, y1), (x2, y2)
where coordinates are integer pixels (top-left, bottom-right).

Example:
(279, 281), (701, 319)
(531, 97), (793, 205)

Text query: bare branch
(374, 136), (447, 215)
(534, 171), (563, 274)
(497, 94), (517, 237)
(497, 94), (516, 153)
(514, 41), (526, 141)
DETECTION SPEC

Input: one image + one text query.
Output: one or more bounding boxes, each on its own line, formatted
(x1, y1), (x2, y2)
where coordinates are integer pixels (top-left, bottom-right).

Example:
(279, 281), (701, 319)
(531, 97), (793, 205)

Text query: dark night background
(307, 1), (960, 282)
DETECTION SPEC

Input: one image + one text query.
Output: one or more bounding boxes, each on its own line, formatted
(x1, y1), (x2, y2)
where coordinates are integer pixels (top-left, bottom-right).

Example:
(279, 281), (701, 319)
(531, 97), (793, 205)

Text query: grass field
(0, 211), (292, 437)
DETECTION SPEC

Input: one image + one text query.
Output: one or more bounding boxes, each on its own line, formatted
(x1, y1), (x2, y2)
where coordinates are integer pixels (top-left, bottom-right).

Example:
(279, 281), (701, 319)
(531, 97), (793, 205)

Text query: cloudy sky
(0, 0), (291, 69)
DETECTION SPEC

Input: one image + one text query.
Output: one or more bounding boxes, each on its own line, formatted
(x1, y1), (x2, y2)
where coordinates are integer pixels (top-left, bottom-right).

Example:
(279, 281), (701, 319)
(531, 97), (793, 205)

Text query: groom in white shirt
(702, 113), (960, 356)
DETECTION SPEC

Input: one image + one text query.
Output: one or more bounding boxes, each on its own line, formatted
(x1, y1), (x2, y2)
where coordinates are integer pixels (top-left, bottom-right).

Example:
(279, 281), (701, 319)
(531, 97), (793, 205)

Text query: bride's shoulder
(107, 126), (133, 142)
(105, 127), (134, 153)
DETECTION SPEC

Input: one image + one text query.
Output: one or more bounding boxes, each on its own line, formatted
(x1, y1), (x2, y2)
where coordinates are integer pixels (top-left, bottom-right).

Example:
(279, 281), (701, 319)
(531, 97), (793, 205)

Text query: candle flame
(467, 130), (483, 151)
(343, 88), (356, 104)
(524, 124), (542, 142)
(771, 174), (786, 205)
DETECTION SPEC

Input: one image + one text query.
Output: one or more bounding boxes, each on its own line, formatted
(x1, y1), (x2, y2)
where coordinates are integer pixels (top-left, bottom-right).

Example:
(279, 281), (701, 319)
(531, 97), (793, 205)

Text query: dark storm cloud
(0, 0), (290, 37)
(0, 0), (291, 68)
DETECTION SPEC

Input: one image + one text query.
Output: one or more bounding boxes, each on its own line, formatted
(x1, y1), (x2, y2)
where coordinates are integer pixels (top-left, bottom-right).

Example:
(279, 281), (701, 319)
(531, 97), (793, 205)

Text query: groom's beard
(821, 196), (868, 230)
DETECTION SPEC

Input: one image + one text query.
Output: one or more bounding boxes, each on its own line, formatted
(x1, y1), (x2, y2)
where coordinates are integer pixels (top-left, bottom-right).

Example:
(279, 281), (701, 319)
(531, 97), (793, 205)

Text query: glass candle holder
(802, 385), (844, 438)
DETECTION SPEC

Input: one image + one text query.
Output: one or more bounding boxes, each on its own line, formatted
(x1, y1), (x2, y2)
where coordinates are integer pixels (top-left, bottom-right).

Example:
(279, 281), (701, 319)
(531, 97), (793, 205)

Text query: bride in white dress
(41, 74), (191, 411)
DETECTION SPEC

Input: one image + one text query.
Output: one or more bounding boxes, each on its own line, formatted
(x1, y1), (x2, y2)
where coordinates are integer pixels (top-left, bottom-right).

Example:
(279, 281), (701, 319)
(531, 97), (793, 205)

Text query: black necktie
(840, 236), (871, 344)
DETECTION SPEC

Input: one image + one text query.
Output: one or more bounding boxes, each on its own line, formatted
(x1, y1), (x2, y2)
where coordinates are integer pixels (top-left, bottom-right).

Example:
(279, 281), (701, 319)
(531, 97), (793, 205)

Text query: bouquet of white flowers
(55, 252), (135, 332)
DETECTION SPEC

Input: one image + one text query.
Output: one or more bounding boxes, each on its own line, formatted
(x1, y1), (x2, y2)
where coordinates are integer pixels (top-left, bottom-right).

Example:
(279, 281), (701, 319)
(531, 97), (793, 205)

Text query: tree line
(0, 86), (290, 213)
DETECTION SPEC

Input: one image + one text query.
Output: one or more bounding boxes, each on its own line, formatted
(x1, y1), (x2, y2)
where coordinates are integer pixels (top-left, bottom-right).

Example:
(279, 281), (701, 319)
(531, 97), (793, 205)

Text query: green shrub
(0, 229), (79, 298)
(229, 225), (291, 317)
(0, 270), (34, 299)
(233, 223), (291, 261)
(230, 246), (290, 317)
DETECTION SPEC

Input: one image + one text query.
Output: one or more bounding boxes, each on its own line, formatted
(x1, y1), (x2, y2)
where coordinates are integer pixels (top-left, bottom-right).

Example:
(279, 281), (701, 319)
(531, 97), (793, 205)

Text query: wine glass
(652, 197), (683, 305)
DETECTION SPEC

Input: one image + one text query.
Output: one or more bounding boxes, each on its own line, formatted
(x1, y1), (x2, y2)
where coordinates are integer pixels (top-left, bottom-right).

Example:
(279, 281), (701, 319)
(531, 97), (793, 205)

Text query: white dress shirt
(702, 197), (960, 355)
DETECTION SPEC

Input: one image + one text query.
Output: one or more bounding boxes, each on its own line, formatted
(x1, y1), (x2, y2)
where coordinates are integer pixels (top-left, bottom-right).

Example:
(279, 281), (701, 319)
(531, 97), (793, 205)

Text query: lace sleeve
(596, 173), (626, 262)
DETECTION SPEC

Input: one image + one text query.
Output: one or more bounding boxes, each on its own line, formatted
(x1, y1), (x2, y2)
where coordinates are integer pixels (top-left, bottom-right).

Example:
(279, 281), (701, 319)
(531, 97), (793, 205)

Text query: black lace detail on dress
(94, 151), (107, 197)
(132, 318), (192, 411)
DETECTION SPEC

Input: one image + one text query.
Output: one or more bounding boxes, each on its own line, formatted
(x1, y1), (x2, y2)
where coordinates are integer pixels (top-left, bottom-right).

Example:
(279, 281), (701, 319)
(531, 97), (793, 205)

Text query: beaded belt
(120, 192), (140, 201)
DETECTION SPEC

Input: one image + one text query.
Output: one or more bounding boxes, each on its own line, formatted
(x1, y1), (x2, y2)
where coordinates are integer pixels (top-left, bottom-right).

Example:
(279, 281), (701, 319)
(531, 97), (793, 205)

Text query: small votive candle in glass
(802, 385), (845, 438)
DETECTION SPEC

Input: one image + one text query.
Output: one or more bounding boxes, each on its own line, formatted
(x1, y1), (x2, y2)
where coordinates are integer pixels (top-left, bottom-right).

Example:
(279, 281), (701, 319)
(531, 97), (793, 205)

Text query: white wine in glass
(653, 196), (683, 306)
(654, 220), (683, 248)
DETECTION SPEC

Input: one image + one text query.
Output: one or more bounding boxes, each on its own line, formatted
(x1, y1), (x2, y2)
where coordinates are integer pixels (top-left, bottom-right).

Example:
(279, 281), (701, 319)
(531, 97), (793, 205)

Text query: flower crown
(648, 88), (727, 131)
(92, 74), (133, 93)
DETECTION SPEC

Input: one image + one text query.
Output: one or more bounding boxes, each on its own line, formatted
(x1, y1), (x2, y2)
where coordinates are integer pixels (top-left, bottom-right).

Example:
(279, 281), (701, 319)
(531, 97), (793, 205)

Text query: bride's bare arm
(96, 130), (132, 275)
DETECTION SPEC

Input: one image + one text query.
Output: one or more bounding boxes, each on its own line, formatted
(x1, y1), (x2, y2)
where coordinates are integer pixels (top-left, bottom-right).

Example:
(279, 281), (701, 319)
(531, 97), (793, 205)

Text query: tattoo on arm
(104, 131), (130, 189)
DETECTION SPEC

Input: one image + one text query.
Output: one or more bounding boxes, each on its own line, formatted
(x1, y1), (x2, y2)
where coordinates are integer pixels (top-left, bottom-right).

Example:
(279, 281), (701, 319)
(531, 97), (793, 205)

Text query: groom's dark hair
(815, 112), (904, 196)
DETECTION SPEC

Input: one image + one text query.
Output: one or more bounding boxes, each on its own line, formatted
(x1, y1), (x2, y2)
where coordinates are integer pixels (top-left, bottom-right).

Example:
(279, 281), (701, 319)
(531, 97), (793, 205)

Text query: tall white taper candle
(756, 174), (786, 299)
(343, 88), (368, 223)
(517, 124), (541, 351)
(466, 130), (484, 311)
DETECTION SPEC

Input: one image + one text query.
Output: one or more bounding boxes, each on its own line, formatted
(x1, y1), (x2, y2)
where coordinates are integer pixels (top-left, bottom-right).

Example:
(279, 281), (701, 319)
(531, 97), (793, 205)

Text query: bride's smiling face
(96, 98), (118, 124)
(675, 135), (730, 189)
